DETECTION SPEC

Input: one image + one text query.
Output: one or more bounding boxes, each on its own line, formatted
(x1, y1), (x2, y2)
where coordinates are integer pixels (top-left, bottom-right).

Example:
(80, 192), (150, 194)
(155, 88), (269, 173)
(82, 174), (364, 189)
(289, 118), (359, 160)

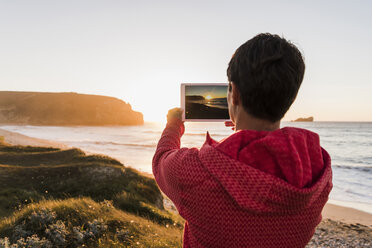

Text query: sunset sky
(185, 85), (228, 99)
(1, 0), (371, 122)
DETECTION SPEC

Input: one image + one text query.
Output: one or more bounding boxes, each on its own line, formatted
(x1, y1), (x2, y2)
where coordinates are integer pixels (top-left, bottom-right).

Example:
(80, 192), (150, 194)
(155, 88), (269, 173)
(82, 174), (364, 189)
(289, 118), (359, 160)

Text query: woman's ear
(231, 82), (240, 106)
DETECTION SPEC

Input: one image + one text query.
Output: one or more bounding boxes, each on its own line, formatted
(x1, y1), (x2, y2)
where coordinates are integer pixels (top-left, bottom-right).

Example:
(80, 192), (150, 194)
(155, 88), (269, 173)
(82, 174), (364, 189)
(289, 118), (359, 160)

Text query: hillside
(186, 95), (205, 101)
(0, 142), (184, 247)
(0, 91), (143, 126)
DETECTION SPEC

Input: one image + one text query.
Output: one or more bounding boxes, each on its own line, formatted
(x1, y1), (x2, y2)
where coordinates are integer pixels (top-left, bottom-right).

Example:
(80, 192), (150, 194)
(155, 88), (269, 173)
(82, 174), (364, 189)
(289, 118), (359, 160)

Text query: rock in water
(292, 116), (314, 122)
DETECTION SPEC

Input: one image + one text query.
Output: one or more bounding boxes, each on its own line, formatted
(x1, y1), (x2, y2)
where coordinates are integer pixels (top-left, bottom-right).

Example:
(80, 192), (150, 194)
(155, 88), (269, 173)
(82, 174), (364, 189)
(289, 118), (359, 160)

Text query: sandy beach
(0, 127), (68, 149)
(323, 203), (372, 226)
(1, 127), (371, 246)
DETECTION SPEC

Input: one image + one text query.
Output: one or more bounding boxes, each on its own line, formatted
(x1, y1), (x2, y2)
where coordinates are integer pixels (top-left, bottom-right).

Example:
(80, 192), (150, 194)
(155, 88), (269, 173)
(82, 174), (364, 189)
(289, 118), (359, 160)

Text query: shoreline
(1, 127), (371, 226)
(323, 203), (372, 227)
(0, 127), (68, 149)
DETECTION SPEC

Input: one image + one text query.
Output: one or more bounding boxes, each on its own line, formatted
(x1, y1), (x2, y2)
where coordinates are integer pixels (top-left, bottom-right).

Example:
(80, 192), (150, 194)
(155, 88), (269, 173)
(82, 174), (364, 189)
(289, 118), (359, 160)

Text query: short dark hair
(227, 33), (305, 122)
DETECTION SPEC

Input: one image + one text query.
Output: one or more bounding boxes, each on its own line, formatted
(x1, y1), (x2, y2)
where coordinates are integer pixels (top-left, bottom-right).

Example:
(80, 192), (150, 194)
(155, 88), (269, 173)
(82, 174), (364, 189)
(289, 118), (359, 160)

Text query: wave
(184, 133), (209, 136)
(143, 130), (162, 134)
(345, 189), (371, 198)
(204, 103), (228, 109)
(333, 164), (372, 173)
(120, 143), (157, 148)
(75, 140), (157, 148)
(184, 133), (226, 137)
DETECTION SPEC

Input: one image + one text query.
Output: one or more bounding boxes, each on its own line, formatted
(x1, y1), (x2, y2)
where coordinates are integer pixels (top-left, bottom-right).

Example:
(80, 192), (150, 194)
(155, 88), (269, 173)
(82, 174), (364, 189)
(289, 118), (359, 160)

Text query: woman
(152, 33), (332, 248)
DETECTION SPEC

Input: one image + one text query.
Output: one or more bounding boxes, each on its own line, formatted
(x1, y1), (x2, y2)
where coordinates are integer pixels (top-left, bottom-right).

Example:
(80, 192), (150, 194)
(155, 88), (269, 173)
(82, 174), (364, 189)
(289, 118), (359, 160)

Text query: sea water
(1, 122), (371, 213)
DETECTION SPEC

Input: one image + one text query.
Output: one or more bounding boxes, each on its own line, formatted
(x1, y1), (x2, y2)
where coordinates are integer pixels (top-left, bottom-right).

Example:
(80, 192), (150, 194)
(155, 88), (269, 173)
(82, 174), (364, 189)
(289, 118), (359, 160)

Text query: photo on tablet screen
(183, 84), (230, 121)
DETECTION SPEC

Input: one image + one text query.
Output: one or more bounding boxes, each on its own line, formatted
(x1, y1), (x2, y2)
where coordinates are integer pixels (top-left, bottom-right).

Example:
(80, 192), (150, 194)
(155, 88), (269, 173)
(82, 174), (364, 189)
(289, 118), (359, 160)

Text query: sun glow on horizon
(205, 95), (212, 100)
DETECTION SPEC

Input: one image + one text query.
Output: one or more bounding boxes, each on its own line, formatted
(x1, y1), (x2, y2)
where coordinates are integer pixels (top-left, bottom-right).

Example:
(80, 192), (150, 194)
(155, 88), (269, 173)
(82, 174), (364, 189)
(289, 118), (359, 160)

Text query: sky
(185, 85), (227, 98)
(1, 0), (371, 122)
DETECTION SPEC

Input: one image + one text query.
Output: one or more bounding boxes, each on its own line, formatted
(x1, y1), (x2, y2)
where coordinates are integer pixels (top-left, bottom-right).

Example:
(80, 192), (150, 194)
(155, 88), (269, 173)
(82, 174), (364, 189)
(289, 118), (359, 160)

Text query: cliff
(186, 95), (205, 101)
(0, 91), (143, 126)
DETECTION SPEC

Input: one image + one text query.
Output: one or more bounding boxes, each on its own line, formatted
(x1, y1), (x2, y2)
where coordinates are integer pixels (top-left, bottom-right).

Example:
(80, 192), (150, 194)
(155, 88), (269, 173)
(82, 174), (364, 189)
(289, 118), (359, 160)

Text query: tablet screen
(181, 84), (230, 121)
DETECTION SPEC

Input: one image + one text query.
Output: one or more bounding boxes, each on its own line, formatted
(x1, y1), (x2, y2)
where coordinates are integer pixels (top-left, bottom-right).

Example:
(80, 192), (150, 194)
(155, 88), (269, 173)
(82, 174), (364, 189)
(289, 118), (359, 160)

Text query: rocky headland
(0, 91), (143, 126)
(292, 116), (314, 122)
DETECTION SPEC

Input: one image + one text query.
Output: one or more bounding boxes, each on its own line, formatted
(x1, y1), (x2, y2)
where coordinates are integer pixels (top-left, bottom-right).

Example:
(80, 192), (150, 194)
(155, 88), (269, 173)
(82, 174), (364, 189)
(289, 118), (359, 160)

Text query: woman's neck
(234, 112), (280, 132)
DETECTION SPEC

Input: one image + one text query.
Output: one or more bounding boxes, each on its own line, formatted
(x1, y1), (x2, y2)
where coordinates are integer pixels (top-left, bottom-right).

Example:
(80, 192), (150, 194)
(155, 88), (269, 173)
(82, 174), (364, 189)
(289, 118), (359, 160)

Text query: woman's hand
(167, 108), (184, 122)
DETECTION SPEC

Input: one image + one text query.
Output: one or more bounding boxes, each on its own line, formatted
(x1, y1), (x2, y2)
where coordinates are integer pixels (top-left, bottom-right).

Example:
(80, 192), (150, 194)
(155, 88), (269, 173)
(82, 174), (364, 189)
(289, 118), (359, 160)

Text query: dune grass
(0, 143), (184, 247)
(0, 198), (183, 247)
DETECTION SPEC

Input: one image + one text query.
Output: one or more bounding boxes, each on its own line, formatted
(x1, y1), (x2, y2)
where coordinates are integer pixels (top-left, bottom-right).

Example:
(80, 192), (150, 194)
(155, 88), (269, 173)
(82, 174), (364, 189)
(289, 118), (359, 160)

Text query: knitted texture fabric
(152, 119), (332, 248)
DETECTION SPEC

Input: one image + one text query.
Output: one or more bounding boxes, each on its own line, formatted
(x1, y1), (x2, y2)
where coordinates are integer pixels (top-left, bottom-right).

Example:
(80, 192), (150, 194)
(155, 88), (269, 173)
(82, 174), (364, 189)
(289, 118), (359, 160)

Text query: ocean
(1, 122), (371, 213)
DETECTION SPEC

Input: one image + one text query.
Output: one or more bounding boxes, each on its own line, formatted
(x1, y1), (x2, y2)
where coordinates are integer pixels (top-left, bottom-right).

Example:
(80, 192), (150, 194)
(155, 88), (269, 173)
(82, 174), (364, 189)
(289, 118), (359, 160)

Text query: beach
(0, 128), (68, 149)
(1, 127), (371, 247)
(185, 102), (230, 120)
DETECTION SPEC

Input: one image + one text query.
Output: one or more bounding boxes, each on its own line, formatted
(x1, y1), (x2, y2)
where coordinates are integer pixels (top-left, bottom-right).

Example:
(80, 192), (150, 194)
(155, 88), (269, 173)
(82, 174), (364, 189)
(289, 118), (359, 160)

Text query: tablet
(181, 83), (230, 122)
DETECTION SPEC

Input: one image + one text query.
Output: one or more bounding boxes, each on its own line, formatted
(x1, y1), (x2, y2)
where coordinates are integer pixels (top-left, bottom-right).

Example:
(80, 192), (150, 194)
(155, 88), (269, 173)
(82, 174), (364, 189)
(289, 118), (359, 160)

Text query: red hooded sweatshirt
(152, 119), (332, 248)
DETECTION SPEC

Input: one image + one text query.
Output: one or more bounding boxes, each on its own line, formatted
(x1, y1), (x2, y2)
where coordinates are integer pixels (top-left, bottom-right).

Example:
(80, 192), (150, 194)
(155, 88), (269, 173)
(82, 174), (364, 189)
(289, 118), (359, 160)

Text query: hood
(198, 127), (332, 214)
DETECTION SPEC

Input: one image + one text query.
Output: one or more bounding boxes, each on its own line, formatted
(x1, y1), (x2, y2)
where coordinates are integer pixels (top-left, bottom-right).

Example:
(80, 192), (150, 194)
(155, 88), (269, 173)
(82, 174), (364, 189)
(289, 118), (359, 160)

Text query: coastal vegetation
(0, 91), (143, 126)
(0, 142), (184, 247)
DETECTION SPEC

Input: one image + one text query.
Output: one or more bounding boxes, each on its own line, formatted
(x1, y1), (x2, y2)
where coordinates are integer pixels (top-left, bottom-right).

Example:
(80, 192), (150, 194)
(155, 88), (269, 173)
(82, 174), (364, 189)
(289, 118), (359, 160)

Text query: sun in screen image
(185, 85), (229, 119)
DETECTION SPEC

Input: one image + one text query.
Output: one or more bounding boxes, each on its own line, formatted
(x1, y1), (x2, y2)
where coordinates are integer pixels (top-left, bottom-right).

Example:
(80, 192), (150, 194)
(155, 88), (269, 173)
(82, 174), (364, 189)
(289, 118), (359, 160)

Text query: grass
(0, 198), (183, 247)
(0, 143), (184, 247)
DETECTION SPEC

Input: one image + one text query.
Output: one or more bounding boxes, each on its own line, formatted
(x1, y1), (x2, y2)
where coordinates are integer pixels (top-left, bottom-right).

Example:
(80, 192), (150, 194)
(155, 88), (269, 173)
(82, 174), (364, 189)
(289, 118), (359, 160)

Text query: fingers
(167, 108), (184, 122)
(167, 108), (183, 117)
